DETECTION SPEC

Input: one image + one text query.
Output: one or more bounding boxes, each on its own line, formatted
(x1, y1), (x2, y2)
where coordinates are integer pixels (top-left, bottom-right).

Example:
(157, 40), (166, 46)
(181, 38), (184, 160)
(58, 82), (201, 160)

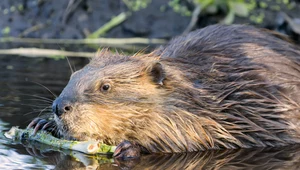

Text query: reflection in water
(15, 142), (300, 170)
(0, 119), (55, 169)
(0, 148), (55, 169)
(1, 55), (300, 169)
(0, 55), (88, 169)
(0, 55), (89, 128)
(133, 147), (300, 170)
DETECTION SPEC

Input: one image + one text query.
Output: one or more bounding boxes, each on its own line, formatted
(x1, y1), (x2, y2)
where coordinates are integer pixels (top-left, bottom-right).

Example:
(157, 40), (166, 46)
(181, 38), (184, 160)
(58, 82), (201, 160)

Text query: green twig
(4, 126), (116, 154)
(88, 12), (131, 38)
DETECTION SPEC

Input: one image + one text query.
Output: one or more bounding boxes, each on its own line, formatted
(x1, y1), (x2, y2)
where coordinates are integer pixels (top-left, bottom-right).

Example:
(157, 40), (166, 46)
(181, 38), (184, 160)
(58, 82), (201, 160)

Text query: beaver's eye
(101, 83), (110, 92)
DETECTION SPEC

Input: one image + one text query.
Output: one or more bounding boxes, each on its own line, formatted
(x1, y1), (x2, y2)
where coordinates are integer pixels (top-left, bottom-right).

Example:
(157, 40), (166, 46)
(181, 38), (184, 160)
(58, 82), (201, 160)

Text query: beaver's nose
(52, 98), (73, 117)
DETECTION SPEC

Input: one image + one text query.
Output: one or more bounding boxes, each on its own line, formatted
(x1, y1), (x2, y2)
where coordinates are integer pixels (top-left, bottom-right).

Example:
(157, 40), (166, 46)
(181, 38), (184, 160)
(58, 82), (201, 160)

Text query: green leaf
(1, 26), (10, 35)
(232, 2), (249, 17)
(198, 0), (215, 9)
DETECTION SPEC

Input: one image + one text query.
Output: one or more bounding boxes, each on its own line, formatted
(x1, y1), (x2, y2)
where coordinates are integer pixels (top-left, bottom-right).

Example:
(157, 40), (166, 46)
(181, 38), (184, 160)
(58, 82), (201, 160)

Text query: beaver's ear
(147, 62), (165, 85)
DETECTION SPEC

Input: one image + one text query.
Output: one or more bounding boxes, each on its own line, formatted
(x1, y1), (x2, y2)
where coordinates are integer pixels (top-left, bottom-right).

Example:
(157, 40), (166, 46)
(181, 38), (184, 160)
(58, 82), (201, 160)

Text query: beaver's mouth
(53, 114), (101, 141)
(53, 115), (74, 139)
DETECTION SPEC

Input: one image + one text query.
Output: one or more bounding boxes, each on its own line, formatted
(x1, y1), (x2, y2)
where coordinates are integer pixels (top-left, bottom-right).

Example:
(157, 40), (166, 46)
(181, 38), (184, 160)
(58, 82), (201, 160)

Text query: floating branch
(0, 48), (95, 58)
(0, 37), (167, 45)
(0, 37), (167, 51)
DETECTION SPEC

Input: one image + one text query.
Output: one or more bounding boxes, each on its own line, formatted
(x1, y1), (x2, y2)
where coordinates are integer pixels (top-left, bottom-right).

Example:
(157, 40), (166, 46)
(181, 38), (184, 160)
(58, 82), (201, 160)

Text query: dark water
(1, 55), (300, 170)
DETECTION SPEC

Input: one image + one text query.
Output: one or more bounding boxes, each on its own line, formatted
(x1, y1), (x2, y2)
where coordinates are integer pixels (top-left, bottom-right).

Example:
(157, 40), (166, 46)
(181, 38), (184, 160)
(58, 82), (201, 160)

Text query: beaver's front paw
(27, 117), (58, 137)
(113, 140), (142, 160)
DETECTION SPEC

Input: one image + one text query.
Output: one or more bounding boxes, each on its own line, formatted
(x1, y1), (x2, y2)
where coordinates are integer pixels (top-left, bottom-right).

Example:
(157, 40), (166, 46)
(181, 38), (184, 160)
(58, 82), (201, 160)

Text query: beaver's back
(158, 25), (300, 104)
(153, 25), (300, 149)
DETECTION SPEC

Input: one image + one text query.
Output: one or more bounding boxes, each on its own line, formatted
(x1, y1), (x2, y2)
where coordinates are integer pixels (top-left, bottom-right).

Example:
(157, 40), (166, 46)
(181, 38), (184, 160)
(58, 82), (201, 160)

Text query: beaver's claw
(27, 118), (57, 136)
(113, 140), (142, 160)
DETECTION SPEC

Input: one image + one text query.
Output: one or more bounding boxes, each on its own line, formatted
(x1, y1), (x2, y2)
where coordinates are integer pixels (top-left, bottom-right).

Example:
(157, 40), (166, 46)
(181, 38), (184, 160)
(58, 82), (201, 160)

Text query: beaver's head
(52, 50), (243, 153)
(52, 50), (173, 145)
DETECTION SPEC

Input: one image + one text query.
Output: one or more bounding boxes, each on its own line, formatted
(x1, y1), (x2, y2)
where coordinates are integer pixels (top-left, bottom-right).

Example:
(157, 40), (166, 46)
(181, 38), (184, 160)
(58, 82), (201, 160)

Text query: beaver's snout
(52, 97), (73, 117)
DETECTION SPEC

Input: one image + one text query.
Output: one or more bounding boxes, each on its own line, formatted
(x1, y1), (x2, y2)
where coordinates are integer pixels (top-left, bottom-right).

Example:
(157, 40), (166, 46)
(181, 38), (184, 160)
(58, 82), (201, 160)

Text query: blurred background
(0, 0), (300, 169)
(0, 0), (300, 51)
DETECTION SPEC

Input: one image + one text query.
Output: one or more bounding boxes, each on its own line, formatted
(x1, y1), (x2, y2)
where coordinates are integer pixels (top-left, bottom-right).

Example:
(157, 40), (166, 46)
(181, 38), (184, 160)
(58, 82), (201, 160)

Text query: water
(1, 55), (300, 170)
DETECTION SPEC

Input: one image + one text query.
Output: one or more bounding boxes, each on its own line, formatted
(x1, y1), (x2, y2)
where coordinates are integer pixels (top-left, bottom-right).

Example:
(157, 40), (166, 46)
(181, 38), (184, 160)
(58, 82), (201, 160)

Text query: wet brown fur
(55, 24), (300, 153)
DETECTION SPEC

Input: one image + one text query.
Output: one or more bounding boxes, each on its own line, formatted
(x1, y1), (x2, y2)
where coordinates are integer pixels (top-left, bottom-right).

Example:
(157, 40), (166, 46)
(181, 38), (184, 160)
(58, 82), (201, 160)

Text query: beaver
(28, 24), (300, 159)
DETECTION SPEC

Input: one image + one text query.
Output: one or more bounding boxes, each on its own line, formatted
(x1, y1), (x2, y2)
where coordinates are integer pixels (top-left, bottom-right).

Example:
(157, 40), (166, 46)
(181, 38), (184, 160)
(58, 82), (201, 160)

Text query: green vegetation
(17, 4), (24, 11)
(171, 0), (295, 25)
(259, 1), (268, 8)
(250, 11), (265, 24)
(168, 0), (192, 16)
(1, 26), (10, 35)
(192, 0), (256, 24)
(86, 0), (296, 39)
(123, 0), (152, 11)
(120, 0), (296, 26)
(50, 55), (66, 61)
(2, 4), (24, 14)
